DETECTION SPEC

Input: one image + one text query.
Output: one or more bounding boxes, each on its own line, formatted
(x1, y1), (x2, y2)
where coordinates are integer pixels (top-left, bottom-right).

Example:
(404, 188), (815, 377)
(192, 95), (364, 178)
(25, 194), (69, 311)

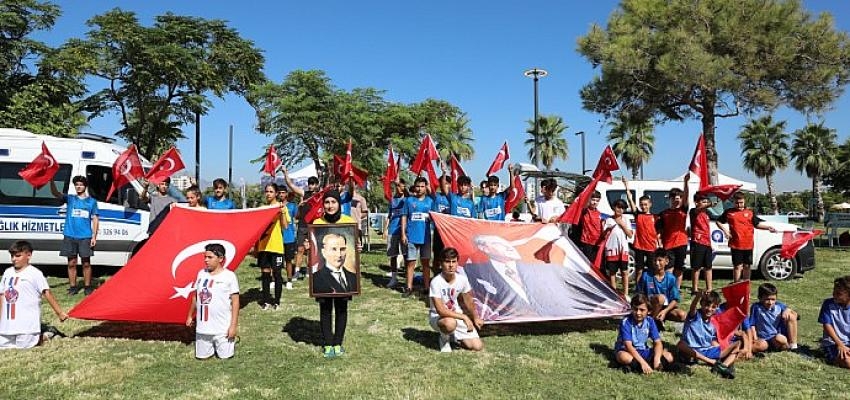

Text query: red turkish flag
(382, 147), (398, 201)
(449, 154), (467, 193)
(689, 134), (710, 189)
(559, 177), (601, 224)
(107, 144), (144, 201)
(332, 155), (368, 187)
(411, 134), (439, 175)
(144, 147), (185, 185)
(504, 174), (525, 213)
(18, 142), (59, 189)
(486, 142), (510, 176)
(68, 206), (280, 323)
(263, 144), (281, 176)
(697, 184), (743, 201)
(711, 280), (750, 349)
(343, 139), (353, 177)
(592, 145), (620, 184)
(303, 185), (333, 223)
(781, 230), (822, 259)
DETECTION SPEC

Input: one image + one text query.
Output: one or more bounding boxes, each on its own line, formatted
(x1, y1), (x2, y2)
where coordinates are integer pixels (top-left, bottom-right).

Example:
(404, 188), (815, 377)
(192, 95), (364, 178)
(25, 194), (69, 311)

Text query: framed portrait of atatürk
(308, 223), (360, 298)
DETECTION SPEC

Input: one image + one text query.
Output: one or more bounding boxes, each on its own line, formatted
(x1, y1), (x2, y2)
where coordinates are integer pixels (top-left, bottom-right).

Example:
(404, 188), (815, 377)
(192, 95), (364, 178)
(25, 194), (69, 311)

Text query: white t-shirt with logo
(429, 273), (472, 319)
(194, 269), (240, 335)
(0, 266), (49, 335)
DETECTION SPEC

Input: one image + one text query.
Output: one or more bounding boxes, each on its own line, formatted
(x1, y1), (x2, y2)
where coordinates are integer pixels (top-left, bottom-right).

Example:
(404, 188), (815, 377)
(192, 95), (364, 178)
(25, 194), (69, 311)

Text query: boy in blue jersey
(449, 176), (476, 219)
(384, 179), (407, 288)
(477, 166), (515, 221)
(204, 178), (236, 209)
(677, 290), (740, 379)
(749, 282), (799, 354)
(335, 178), (355, 216)
(819, 275), (850, 368)
(615, 294), (673, 374)
(278, 187), (298, 288)
(717, 301), (754, 361)
(637, 250), (686, 325)
(50, 176), (99, 296)
(401, 177), (436, 296)
(431, 175), (452, 269)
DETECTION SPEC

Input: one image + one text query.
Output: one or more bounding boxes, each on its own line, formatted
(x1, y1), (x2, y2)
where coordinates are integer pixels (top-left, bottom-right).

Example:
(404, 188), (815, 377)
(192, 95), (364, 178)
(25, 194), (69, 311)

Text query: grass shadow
(360, 270), (394, 290)
(401, 327), (438, 351)
(589, 343), (619, 368)
(76, 321), (194, 344)
(282, 317), (323, 347)
(480, 318), (620, 337)
(240, 288), (264, 309)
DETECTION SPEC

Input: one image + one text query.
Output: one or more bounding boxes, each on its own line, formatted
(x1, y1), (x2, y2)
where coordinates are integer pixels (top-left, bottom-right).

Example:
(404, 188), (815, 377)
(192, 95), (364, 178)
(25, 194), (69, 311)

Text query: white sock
(789, 343), (798, 350)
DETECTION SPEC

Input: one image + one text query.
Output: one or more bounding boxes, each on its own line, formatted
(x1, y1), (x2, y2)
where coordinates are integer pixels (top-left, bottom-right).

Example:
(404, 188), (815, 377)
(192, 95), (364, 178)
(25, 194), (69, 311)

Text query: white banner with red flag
(486, 142), (510, 177)
(263, 145), (281, 176)
(431, 213), (629, 323)
(69, 206), (281, 323)
(18, 142), (59, 189)
(144, 147), (185, 185)
(711, 280), (750, 349)
(781, 230), (822, 259)
(107, 144), (144, 201)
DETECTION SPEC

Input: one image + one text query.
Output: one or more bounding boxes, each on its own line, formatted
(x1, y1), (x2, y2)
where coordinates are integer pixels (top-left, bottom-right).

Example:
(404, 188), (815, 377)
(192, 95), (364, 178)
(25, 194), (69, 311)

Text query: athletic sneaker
(285, 281), (293, 290)
(334, 345), (345, 356)
(402, 287), (414, 298)
(67, 286), (79, 295)
(83, 286), (94, 295)
(386, 277), (398, 288)
(260, 303), (271, 311)
(323, 346), (335, 358)
(438, 334), (452, 353)
(711, 362), (734, 379)
(271, 304), (279, 311)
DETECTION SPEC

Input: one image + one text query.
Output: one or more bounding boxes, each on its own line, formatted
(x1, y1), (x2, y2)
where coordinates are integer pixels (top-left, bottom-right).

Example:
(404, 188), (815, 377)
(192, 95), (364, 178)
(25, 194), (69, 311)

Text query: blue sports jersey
(819, 298), (850, 347)
(387, 197), (405, 235)
(478, 192), (506, 221)
(340, 190), (353, 216)
(434, 193), (450, 214)
(682, 312), (717, 349)
(748, 301), (788, 340)
(62, 195), (98, 239)
(717, 303), (752, 330)
(204, 195), (235, 210)
(637, 272), (680, 303)
(403, 196), (435, 244)
(282, 202), (297, 243)
(449, 193), (475, 218)
(615, 315), (660, 351)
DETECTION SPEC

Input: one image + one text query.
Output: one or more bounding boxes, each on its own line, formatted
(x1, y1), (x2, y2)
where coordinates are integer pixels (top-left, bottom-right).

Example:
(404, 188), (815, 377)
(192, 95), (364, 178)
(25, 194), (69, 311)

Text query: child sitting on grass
(614, 294), (673, 374)
(748, 282), (800, 355)
(818, 275), (850, 369)
(428, 247), (484, 353)
(636, 249), (686, 327)
(677, 290), (740, 379)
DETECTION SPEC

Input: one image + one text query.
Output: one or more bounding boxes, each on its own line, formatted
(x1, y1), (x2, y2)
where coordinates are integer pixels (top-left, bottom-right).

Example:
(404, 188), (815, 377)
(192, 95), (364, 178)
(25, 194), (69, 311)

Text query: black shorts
(432, 230), (445, 261)
(730, 248), (753, 266)
(634, 248), (656, 271)
(689, 243), (713, 270)
(257, 251), (283, 270)
(284, 242), (297, 262)
(579, 243), (599, 263)
(668, 246), (687, 271)
(605, 260), (629, 276)
(295, 225), (309, 249)
(60, 237), (94, 258)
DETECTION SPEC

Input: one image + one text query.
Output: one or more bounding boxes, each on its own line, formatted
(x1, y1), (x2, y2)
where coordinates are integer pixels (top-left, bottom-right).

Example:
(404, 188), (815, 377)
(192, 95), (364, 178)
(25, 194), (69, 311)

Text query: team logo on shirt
(4, 287), (18, 304)
(3, 278), (18, 320)
(198, 287), (212, 305)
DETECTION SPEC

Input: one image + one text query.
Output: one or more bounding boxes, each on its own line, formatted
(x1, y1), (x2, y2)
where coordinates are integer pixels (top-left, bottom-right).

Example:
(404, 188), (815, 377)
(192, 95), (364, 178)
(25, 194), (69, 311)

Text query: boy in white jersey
(186, 243), (240, 359)
(428, 247), (484, 352)
(1, 240), (68, 349)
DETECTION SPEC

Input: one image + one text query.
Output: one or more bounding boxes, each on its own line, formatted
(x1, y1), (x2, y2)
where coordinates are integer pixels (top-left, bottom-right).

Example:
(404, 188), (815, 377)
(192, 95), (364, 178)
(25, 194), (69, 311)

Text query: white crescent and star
(43, 154), (55, 168)
(161, 157), (175, 172)
(169, 240), (237, 299)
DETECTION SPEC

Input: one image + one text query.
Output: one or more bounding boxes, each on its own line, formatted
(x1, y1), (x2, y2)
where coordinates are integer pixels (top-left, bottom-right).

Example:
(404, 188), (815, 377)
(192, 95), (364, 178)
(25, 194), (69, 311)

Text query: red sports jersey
(579, 208), (603, 245)
(719, 207), (762, 250)
(633, 213), (659, 251)
(689, 208), (712, 246)
(658, 208), (688, 249)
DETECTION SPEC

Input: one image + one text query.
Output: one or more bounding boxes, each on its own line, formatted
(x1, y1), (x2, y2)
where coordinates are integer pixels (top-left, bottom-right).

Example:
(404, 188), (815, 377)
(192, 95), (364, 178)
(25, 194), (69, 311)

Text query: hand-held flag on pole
(382, 147), (398, 201)
(107, 144), (144, 201)
(689, 133), (710, 189)
(303, 185), (333, 223)
(560, 147), (620, 224)
(343, 139), (353, 178)
(486, 142), (510, 176)
(592, 146), (619, 184)
(449, 154), (467, 193)
(711, 280), (750, 349)
(332, 154), (368, 187)
(780, 230), (822, 259)
(410, 134), (438, 175)
(144, 147), (185, 185)
(504, 174), (525, 213)
(263, 145), (281, 176)
(18, 142), (59, 189)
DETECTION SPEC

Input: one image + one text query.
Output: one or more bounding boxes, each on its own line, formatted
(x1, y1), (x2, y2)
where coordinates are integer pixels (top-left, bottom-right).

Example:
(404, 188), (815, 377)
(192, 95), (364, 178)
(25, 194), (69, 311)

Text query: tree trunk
(632, 168), (639, 180)
(814, 173), (825, 222)
(701, 106), (719, 186)
(766, 175), (778, 214)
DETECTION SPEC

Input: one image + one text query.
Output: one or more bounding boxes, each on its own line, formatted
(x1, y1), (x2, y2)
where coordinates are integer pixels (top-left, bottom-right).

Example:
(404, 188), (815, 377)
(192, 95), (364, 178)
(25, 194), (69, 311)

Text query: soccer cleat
(438, 334), (452, 353)
(334, 345), (345, 356)
(323, 346), (335, 358)
(83, 286), (94, 296)
(67, 286), (79, 295)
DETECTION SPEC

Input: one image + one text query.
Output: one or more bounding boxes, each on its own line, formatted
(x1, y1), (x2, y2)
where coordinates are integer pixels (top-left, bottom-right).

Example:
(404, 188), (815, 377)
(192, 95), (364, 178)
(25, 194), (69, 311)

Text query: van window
(85, 165), (134, 206)
(705, 194), (726, 220)
(0, 162), (72, 206)
(605, 190), (635, 212)
(643, 190), (670, 214)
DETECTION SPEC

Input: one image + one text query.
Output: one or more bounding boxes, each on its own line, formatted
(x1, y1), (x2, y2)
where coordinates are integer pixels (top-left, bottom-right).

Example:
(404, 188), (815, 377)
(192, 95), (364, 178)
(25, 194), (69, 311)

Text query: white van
(0, 128), (152, 267)
(594, 176), (816, 281)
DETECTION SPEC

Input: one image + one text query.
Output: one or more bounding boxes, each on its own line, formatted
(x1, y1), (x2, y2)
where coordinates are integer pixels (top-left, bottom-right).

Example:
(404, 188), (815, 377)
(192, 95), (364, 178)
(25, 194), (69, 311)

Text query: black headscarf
(322, 190), (342, 223)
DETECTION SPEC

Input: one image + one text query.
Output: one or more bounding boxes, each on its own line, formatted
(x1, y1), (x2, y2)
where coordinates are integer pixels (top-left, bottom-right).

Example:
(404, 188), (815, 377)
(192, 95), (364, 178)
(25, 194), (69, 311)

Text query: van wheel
(759, 248), (795, 281)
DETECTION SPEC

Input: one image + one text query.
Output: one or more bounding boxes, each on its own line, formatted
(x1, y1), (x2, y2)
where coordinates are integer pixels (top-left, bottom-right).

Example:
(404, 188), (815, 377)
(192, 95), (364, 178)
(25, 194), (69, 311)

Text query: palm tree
(738, 116), (789, 214)
(606, 116), (654, 179)
(790, 123), (839, 222)
(438, 112), (474, 161)
(524, 114), (568, 170)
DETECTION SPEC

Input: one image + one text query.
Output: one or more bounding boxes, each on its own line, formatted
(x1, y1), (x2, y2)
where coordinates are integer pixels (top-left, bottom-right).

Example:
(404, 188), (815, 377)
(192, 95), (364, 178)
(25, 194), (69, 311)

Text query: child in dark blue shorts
(677, 290), (740, 378)
(615, 294), (673, 374)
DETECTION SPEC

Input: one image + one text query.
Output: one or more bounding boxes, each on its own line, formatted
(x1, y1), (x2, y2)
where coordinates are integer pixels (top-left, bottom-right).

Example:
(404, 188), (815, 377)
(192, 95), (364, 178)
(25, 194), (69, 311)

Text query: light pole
(575, 131), (589, 175)
(524, 68), (548, 170)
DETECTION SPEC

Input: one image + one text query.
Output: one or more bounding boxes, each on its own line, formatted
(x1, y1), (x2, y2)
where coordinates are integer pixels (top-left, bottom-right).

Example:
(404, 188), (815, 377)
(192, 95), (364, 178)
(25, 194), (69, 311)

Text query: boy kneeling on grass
(677, 290), (740, 379)
(615, 294), (674, 374)
(636, 249), (686, 328)
(748, 282), (801, 355)
(186, 243), (240, 360)
(1, 240), (68, 349)
(429, 247), (484, 353)
(819, 275), (850, 369)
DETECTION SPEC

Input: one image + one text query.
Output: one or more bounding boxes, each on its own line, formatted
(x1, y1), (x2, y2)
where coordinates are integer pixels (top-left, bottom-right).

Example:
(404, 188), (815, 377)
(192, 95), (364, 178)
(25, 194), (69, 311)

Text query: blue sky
(33, 1), (850, 191)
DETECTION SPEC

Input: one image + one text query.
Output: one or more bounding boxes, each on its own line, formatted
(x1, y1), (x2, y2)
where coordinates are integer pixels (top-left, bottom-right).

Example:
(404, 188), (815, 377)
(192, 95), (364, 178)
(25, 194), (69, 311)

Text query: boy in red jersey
(689, 192), (716, 293)
(656, 176), (690, 290)
(717, 192), (776, 282)
(577, 191), (604, 263)
(624, 178), (660, 286)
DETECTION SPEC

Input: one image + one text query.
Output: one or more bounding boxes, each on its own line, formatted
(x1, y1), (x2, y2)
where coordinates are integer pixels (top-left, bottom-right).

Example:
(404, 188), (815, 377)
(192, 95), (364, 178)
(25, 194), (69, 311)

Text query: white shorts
(429, 316), (479, 341)
(0, 333), (40, 349)
(195, 333), (235, 359)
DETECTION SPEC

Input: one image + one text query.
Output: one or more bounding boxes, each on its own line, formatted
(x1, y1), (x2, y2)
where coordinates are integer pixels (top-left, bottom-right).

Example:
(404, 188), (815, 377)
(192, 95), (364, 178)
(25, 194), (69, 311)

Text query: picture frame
(307, 223), (361, 298)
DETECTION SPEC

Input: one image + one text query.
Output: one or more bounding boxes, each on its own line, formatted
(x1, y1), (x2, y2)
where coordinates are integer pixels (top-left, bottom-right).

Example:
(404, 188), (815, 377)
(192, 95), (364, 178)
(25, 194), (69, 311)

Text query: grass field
(1, 243), (848, 400)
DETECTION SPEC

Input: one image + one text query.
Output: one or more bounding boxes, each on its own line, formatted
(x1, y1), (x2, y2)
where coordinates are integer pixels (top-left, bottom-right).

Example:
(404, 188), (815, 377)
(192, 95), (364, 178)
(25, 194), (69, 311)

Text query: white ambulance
(593, 175), (816, 281)
(0, 128), (152, 267)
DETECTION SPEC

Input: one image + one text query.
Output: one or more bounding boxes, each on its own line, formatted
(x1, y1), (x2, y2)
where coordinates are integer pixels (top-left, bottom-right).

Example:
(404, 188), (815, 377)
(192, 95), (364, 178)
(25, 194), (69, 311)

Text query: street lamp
(524, 68), (548, 170)
(575, 131), (589, 175)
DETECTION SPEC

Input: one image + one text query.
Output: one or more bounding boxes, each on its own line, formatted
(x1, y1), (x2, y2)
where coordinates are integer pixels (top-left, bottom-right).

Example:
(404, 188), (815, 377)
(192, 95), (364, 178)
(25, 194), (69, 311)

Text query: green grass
(2, 244), (849, 400)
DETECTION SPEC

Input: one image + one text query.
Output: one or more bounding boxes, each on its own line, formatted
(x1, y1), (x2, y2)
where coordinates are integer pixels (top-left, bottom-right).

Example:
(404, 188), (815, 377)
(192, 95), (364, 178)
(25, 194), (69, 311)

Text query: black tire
(758, 248), (796, 281)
